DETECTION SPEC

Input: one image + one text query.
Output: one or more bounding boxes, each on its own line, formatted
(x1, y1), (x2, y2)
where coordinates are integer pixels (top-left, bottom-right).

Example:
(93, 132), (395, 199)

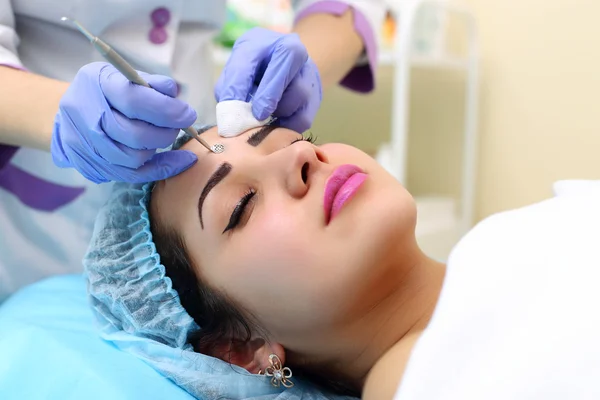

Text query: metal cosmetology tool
(60, 16), (224, 154)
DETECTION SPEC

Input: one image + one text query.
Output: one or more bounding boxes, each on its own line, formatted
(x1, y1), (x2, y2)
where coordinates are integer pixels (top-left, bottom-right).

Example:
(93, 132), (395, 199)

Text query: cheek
(212, 202), (313, 290)
(216, 205), (320, 317)
(241, 207), (311, 274)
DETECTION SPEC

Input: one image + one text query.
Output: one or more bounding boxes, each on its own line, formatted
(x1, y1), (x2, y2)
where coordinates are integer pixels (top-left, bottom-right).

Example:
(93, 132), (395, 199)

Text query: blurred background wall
(459, 0), (600, 220)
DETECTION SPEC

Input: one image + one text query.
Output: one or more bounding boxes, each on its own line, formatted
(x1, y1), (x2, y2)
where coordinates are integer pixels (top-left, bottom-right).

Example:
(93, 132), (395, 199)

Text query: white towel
(395, 180), (600, 400)
(216, 100), (271, 137)
(553, 179), (600, 197)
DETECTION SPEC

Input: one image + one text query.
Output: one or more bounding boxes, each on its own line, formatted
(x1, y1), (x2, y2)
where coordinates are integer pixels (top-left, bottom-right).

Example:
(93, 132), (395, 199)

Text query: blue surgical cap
(83, 132), (355, 399)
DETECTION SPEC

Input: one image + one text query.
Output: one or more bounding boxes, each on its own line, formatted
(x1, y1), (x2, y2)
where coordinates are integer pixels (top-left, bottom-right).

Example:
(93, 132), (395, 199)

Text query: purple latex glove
(51, 62), (198, 184)
(215, 28), (322, 133)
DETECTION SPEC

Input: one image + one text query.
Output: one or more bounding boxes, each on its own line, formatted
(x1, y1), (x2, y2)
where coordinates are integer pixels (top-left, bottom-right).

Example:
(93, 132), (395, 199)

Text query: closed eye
(222, 132), (318, 234)
(223, 189), (256, 233)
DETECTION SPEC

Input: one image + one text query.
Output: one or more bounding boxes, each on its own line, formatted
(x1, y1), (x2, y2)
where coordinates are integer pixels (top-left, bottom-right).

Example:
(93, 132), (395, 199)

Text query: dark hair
(149, 175), (360, 398)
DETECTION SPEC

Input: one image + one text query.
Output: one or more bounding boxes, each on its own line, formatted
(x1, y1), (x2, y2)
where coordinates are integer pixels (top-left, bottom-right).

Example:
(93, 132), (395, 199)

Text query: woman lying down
(84, 124), (600, 400)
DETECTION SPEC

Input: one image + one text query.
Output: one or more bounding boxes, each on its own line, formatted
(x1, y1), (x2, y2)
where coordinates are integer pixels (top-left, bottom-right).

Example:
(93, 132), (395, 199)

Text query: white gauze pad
(216, 100), (271, 137)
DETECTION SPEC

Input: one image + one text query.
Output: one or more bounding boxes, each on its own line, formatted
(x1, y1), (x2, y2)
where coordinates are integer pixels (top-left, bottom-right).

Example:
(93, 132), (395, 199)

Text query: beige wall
(462, 0), (600, 220)
(311, 66), (466, 203)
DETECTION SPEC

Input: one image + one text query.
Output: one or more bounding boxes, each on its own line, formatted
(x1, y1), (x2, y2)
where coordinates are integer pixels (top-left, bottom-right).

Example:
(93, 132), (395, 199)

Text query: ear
(210, 339), (286, 374)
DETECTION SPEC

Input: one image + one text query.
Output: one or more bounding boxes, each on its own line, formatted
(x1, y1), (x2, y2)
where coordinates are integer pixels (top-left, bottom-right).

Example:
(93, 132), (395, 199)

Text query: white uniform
(395, 181), (600, 400)
(0, 0), (385, 300)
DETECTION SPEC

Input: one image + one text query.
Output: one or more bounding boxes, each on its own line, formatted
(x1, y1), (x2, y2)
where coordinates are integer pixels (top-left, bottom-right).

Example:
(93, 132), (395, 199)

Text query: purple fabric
(294, 1), (378, 93)
(0, 146), (85, 212)
(0, 145), (19, 170)
(0, 163), (85, 212)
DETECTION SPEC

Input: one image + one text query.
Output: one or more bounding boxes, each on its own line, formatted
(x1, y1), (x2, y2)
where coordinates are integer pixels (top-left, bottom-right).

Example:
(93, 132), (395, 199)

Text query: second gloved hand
(51, 62), (198, 184)
(215, 28), (322, 134)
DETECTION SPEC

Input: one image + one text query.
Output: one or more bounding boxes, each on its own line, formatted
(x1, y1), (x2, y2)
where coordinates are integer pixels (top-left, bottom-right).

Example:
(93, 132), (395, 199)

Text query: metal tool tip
(211, 143), (225, 154)
(60, 16), (95, 42)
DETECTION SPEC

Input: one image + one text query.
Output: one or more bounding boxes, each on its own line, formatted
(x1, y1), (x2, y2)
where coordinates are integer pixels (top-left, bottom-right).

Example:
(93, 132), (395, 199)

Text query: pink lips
(323, 164), (367, 224)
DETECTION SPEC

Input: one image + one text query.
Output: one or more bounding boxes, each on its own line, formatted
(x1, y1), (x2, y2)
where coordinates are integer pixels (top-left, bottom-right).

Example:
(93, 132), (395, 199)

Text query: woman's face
(151, 126), (416, 350)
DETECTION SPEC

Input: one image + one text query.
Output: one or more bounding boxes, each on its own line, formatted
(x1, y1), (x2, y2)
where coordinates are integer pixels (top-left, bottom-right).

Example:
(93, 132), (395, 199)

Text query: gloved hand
(51, 62), (198, 184)
(215, 27), (322, 134)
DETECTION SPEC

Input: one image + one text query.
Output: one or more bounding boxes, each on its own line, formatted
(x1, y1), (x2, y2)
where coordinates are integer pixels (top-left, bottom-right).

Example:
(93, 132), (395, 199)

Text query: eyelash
(289, 132), (317, 146)
(223, 189), (256, 233)
(222, 134), (316, 234)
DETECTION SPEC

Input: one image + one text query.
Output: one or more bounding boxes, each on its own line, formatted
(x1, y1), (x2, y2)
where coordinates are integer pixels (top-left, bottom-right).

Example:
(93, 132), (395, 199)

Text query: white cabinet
(377, 0), (479, 260)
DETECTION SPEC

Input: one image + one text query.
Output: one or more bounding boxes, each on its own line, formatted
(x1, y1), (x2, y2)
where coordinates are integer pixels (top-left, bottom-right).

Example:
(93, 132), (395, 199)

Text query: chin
(365, 182), (416, 253)
(324, 185), (418, 319)
(331, 169), (417, 270)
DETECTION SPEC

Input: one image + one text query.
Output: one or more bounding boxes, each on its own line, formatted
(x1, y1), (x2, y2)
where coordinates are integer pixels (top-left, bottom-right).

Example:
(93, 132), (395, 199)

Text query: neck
(338, 245), (446, 388)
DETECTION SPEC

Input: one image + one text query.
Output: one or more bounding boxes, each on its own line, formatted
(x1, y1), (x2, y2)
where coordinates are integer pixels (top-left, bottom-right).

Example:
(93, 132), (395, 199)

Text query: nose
(281, 142), (327, 198)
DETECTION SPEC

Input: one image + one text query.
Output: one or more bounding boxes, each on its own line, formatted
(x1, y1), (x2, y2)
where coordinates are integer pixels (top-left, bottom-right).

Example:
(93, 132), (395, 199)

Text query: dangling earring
(258, 354), (294, 388)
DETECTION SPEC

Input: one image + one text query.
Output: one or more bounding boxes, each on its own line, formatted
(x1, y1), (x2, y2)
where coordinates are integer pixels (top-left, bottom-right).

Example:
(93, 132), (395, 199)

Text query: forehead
(180, 126), (219, 150)
(151, 125), (299, 209)
(179, 125), (296, 151)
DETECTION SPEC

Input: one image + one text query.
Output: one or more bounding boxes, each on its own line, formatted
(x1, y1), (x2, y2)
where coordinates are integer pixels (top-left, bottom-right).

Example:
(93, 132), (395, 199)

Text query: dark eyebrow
(246, 125), (278, 147)
(196, 126), (275, 228)
(198, 162), (232, 229)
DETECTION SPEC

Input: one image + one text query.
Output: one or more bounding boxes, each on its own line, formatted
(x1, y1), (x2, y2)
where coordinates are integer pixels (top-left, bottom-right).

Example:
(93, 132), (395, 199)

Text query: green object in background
(214, 7), (258, 48)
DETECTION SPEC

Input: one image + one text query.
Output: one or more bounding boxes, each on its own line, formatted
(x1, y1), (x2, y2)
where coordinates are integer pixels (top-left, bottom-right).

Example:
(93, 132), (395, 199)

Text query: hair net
(83, 130), (356, 400)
